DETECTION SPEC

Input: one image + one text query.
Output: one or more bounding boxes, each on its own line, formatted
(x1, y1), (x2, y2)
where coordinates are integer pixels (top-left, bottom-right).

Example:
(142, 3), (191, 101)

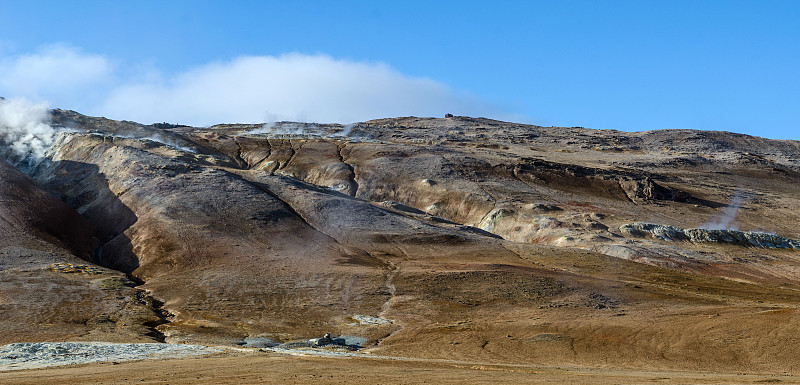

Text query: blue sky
(0, 1), (798, 139)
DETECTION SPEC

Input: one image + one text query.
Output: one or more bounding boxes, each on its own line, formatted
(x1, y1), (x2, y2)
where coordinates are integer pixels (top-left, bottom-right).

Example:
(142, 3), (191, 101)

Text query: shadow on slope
(33, 160), (138, 273)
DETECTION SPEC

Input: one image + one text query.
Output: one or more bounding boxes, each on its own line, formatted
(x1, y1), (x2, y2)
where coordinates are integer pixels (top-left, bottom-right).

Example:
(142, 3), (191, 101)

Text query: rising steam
(332, 123), (356, 137)
(242, 121), (358, 138)
(0, 98), (57, 167)
(702, 190), (744, 230)
(245, 121), (308, 136)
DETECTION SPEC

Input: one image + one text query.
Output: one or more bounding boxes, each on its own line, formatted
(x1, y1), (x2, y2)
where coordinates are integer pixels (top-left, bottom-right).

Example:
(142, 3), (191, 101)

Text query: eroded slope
(2, 110), (800, 373)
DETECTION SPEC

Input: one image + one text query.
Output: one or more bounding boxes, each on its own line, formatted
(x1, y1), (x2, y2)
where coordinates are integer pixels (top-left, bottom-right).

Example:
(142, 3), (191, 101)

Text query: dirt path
(1, 351), (798, 385)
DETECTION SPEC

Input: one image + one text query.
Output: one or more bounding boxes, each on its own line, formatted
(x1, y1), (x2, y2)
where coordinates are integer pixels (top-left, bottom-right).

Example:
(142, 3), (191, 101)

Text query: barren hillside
(3, 109), (800, 379)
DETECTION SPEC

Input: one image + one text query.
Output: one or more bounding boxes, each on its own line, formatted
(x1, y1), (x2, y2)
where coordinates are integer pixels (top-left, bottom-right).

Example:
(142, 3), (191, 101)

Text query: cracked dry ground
(4, 111), (800, 382)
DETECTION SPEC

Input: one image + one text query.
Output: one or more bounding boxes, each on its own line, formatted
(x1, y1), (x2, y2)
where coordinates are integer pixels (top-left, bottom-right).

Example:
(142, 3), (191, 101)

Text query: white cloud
(100, 53), (499, 125)
(0, 44), (113, 108)
(0, 47), (507, 125)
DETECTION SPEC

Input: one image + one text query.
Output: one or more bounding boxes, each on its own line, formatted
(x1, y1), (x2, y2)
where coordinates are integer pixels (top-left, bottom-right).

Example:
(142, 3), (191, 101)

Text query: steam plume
(244, 122), (309, 136)
(702, 190), (744, 230)
(333, 123), (356, 137)
(0, 98), (56, 167)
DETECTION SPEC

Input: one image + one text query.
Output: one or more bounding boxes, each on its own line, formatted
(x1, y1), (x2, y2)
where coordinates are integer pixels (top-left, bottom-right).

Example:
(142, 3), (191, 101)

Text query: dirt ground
(1, 351), (798, 385)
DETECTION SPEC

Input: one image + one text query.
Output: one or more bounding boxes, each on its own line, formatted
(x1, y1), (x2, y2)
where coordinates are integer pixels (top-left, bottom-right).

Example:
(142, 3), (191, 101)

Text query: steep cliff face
(3, 110), (800, 371)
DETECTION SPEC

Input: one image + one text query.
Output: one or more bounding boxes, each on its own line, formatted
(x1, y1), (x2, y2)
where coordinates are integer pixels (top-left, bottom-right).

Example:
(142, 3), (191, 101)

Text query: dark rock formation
(620, 222), (800, 250)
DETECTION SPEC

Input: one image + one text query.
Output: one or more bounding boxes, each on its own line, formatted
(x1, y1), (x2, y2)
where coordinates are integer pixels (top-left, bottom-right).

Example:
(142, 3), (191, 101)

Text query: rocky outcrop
(620, 222), (800, 250)
(618, 177), (691, 203)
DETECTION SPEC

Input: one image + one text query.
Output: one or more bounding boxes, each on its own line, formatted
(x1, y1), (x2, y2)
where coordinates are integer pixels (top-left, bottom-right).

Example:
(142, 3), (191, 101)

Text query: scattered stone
(527, 203), (562, 212)
(352, 315), (393, 325)
(420, 178), (437, 186)
(49, 263), (104, 275)
(586, 221), (609, 231)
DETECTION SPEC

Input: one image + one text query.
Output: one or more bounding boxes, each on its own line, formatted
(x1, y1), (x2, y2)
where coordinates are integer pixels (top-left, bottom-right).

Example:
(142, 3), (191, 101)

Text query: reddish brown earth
(3, 110), (800, 382)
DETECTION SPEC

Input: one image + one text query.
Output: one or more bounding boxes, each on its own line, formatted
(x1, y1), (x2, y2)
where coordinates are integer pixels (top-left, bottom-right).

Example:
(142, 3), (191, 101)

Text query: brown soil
(2, 351), (798, 385)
